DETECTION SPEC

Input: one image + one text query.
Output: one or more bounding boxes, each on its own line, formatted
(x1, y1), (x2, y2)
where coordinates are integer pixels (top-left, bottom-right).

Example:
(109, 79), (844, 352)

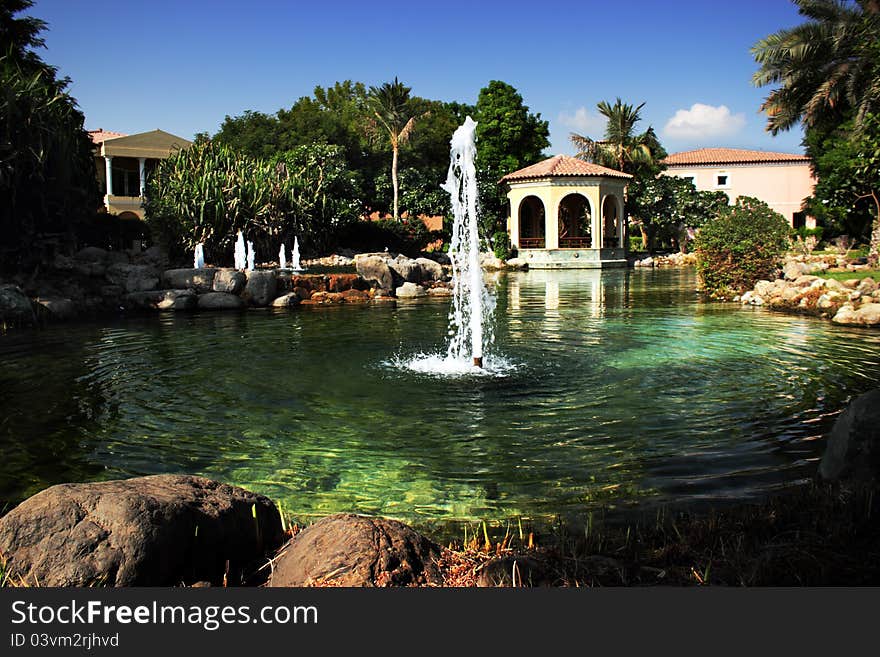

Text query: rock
(0, 285), (36, 327)
(793, 275), (820, 287)
(635, 256), (654, 268)
(356, 254), (396, 291)
(105, 263), (159, 293)
(833, 303), (880, 326)
(74, 246), (108, 262)
(105, 251), (130, 265)
(480, 253), (506, 270)
(328, 273), (361, 292)
(197, 292), (245, 310)
(389, 255), (421, 283)
(101, 285), (124, 298)
(415, 257), (444, 282)
(843, 279), (861, 290)
(267, 514), (442, 587)
(340, 288), (371, 302)
(819, 390), (880, 484)
(427, 287), (453, 297)
(783, 260), (811, 280)
(212, 268), (246, 294)
(505, 257), (528, 270)
(858, 278), (878, 295)
(243, 271), (277, 307)
(753, 280), (777, 298)
(157, 290), (197, 311)
(293, 286), (312, 301)
(0, 475), (283, 587)
(162, 268), (216, 292)
(396, 282), (427, 298)
(52, 254), (75, 271)
(74, 261), (107, 278)
(35, 297), (76, 320)
(271, 293), (300, 307)
(476, 555), (554, 587)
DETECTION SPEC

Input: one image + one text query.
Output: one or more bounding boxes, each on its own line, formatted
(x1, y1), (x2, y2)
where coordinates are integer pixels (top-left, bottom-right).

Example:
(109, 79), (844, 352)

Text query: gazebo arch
(518, 195), (546, 248)
(601, 195), (622, 248)
(558, 193), (592, 248)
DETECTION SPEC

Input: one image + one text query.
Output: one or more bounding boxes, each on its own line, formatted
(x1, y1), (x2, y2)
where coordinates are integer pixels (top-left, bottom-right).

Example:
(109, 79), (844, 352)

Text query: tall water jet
(279, 243), (287, 270)
(234, 231), (247, 270)
(193, 243), (205, 269)
(246, 240), (255, 272)
(441, 116), (493, 368)
(290, 236), (303, 271)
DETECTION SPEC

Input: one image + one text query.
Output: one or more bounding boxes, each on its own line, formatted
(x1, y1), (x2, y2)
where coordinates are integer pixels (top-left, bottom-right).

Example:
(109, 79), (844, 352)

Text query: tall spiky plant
(570, 98), (659, 175)
(751, 0), (880, 134)
(367, 77), (427, 221)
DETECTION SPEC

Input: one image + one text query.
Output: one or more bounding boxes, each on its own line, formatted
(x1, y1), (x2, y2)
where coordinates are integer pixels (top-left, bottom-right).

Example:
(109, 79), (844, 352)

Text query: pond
(2, 268), (878, 535)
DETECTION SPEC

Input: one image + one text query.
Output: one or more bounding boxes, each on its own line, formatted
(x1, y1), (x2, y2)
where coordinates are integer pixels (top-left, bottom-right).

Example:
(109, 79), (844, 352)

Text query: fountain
(193, 243), (205, 269)
(234, 231), (247, 270)
(441, 116), (494, 369)
(246, 240), (255, 272)
(279, 244), (287, 270)
(290, 236), (304, 271)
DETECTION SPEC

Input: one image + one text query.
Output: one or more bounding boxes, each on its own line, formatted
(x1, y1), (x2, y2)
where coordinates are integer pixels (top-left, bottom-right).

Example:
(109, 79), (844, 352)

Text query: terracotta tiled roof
(88, 129), (127, 145)
(663, 147), (809, 166)
(500, 155), (632, 183)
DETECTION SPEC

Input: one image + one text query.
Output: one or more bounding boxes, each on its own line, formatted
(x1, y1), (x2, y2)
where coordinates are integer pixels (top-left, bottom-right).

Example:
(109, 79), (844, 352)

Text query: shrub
(694, 196), (791, 299)
(335, 218), (440, 257)
(492, 231), (511, 260)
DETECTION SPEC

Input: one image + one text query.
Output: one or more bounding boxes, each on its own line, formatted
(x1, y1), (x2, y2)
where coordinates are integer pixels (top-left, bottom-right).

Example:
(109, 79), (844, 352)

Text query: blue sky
(32, 0), (807, 156)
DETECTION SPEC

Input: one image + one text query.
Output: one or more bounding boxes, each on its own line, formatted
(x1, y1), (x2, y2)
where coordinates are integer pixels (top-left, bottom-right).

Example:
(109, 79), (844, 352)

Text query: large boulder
(212, 268), (246, 295)
(415, 257), (444, 282)
(267, 514), (443, 587)
(162, 268), (216, 292)
(389, 255), (421, 283)
(355, 254), (396, 292)
(832, 303), (880, 326)
(243, 271), (277, 307)
(0, 285), (36, 327)
(35, 297), (77, 320)
(105, 263), (159, 293)
(396, 282), (427, 298)
(74, 246), (108, 262)
(157, 290), (197, 311)
(271, 293), (300, 307)
(197, 292), (245, 310)
(819, 390), (880, 484)
(0, 475), (283, 587)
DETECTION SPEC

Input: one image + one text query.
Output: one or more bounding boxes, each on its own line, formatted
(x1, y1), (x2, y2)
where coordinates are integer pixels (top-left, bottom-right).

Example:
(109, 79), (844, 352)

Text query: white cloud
(556, 107), (605, 137)
(663, 103), (746, 140)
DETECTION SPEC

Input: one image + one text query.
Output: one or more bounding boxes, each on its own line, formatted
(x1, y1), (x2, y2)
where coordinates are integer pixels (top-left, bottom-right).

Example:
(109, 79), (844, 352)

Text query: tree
(571, 98), (665, 177)
(474, 80), (549, 236)
(751, 0), (880, 134)
(0, 1), (100, 271)
(366, 77), (427, 221)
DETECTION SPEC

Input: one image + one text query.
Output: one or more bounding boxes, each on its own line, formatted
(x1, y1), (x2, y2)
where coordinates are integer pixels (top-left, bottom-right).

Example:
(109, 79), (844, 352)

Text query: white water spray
(279, 243), (287, 270)
(290, 236), (303, 271)
(246, 240), (255, 272)
(441, 116), (494, 368)
(193, 243), (205, 269)
(234, 231), (247, 270)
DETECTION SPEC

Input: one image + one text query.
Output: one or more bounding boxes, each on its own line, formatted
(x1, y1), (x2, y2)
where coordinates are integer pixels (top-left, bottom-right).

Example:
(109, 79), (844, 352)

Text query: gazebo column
(545, 194), (558, 249)
(618, 197), (626, 248)
(104, 156), (113, 198)
(591, 199), (601, 250)
(138, 158), (147, 197)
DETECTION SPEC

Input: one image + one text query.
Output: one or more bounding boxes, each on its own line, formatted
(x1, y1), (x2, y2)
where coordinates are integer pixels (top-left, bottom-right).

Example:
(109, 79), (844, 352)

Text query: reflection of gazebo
(500, 155), (632, 269)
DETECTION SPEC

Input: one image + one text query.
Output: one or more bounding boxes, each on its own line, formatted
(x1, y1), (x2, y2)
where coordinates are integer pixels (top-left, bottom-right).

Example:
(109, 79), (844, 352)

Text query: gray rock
(819, 390), (880, 484)
(396, 282), (427, 298)
(267, 514), (442, 587)
(0, 285), (35, 327)
(783, 260), (811, 280)
(271, 293), (300, 307)
(104, 251), (130, 265)
(52, 254), (75, 271)
(74, 261), (106, 278)
(427, 286), (453, 297)
(356, 254), (396, 291)
(106, 263), (159, 293)
(197, 292), (245, 310)
(35, 297), (76, 320)
(157, 290), (197, 311)
(243, 270), (277, 307)
(505, 257), (528, 270)
(162, 268), (216, 292)
(832, 302), (880, 326)
(389, 255), (421, 283)
(213, 268), (247, 294)
(74, 246), (108, 262)
(0, 475), (283, 587)
(415, 257), (444, 282)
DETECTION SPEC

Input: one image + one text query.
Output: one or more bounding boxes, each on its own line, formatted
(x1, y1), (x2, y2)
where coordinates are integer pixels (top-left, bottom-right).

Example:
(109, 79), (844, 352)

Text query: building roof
(88, 129), (127, 145)
(663, 147), (810, 166)
(500, 155), (632, 183)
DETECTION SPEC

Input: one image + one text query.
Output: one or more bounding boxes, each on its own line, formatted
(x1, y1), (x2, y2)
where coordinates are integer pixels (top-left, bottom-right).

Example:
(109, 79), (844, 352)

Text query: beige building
(89, 129), (192, 220)
(661, 148), (816, 228)
(501, 155), (631, 268)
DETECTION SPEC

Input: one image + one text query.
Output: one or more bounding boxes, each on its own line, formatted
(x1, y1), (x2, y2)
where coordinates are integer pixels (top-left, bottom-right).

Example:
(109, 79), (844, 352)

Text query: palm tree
(569, 98), (659, 175)
(367, 77), (427, 221)
(751, 0), (880, 134)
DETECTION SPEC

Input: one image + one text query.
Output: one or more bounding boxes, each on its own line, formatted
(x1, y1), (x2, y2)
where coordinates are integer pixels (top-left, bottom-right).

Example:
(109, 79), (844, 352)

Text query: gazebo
(500, 155), (632, 269)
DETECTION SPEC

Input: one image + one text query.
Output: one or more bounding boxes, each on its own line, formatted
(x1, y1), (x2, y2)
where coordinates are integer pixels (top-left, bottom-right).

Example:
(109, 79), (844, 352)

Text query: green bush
(492, 230), (512, 260)
(694, 196), (791, 299)
(793, 226), (824, 242)
(628, 235), (644, 252)
(335, 218), (440, 257)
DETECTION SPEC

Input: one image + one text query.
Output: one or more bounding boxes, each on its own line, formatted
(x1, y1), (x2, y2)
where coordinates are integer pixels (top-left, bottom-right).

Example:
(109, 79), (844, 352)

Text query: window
(715, 172), (730, 188)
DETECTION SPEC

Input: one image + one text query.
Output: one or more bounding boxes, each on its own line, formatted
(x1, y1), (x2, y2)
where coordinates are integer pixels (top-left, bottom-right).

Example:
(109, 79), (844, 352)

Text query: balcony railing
(559, 237), (592, 248)
(519, 237), (545, 249)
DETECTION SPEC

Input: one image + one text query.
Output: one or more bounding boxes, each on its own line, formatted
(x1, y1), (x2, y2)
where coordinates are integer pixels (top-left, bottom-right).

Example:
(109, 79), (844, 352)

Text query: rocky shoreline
(1, 389), (877, 587)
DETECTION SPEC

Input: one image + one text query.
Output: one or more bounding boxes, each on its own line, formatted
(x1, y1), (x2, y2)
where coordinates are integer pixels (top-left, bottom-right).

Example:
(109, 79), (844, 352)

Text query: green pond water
(2, 268), (879, 535)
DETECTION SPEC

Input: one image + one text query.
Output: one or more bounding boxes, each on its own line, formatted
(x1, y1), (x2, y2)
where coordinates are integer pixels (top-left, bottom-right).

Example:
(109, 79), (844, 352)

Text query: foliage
(492, 230), (512, 260)
(0, 1), (100, 272)
(626, 176), (728, 251)
(571, 98), (667, 177)
(475, 81), (550, 234)
(751, 0), (880, 134)
(334, 218), (440, 257)
(694, 196), (792, 299)
(144, 140), (358, 263)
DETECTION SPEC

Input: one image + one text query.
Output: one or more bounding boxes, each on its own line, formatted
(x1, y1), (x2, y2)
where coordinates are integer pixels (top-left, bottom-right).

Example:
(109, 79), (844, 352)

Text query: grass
(817, 269), (880, 282)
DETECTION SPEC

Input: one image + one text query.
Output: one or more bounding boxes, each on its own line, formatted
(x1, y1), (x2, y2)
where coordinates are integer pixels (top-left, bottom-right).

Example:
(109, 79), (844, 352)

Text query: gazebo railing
(559, 237), (592, 248)
(519, 237), (545, 249)
(603, 237), (619, 248)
